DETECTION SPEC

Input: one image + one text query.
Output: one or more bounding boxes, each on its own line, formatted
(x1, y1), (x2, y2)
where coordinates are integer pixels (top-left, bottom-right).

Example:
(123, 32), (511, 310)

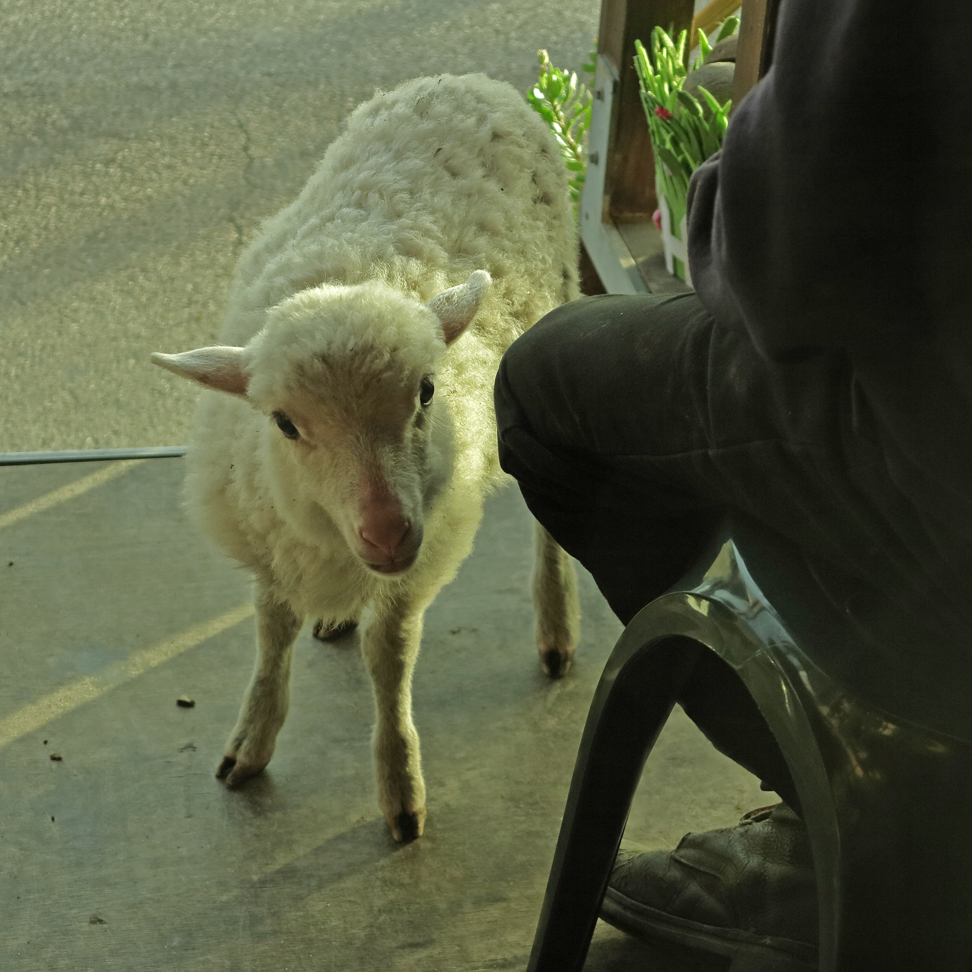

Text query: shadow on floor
(586, 922), (730, 971)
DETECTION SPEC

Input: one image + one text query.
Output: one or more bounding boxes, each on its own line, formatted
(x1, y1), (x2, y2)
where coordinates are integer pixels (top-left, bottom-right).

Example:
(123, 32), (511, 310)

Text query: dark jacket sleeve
(686, 0), (972, 363)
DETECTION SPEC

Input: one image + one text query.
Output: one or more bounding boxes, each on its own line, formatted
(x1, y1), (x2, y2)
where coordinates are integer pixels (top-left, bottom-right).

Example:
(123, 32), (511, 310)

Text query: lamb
(151, 73), (581, 841)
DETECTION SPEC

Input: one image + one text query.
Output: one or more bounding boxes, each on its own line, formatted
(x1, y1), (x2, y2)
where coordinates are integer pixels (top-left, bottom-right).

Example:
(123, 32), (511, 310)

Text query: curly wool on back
(223, 72), (578, 349)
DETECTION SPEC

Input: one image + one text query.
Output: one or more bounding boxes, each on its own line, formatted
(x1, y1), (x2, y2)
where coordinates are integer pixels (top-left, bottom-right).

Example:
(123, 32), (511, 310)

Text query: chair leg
(527, 633), (703, 972)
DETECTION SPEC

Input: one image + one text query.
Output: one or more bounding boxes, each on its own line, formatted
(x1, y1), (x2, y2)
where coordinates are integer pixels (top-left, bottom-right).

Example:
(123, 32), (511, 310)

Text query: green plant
(634, 18), (738, 234)
(527, 49), (595, 209)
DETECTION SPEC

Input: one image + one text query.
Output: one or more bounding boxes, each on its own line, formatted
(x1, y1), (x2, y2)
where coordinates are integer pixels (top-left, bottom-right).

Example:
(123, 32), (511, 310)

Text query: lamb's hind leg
(217, 587), (302, 787)
(360, 596), (427, 842)
(533, 521), (580, 677)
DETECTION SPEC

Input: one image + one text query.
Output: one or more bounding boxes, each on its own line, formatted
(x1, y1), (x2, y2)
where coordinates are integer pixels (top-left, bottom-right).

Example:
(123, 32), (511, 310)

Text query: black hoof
(396, 811), (421, 843)
(312, 619), (359, 643)
(541, 649), (570, 679)
(216, 756), (236, 780)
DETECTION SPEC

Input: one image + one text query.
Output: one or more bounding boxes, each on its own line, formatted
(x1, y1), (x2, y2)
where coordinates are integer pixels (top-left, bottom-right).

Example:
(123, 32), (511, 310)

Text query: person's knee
(494, 306), (588, 493)
(493, 343), (536, 481)
(495, 306), (565, 441)
(495, 296), (605, 428)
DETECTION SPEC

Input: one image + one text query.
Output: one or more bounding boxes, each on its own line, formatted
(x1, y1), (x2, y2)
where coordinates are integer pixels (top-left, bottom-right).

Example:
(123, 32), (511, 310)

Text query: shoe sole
(601, 886), (818, 972)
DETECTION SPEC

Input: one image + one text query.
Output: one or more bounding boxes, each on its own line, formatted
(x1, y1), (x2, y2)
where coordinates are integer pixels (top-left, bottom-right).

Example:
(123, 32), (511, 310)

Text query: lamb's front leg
(533, 521), (581, 677)
(217, 588), (302, 787)
(360, 597), (427, 842)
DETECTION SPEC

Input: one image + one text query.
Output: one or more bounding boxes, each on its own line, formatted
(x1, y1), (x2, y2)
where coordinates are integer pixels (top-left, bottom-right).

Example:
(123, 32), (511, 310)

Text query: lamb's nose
(360, 518), (410, 558)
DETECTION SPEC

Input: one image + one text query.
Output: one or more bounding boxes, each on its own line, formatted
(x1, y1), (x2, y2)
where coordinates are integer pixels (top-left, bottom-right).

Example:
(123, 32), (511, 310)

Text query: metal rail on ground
(0, 447), (187, 466)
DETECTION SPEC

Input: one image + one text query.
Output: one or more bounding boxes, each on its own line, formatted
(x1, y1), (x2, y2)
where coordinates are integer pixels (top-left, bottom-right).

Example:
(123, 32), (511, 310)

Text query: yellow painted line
(0, 602), (254, 749)
(0, 459), (146, 532)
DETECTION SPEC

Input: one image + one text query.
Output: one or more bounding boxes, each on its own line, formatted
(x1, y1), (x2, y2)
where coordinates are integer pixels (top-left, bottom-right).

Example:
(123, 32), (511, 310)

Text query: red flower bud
(654, 106), (672, 120)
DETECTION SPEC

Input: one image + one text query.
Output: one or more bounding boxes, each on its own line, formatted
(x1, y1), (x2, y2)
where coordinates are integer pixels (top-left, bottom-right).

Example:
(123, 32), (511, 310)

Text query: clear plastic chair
(526, 520), (972, 971)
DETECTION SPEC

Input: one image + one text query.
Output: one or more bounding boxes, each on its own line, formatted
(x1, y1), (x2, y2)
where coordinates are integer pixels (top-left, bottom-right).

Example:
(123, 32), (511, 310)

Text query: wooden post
(597, 0), (695, 221)
(733, 0), (782, 103)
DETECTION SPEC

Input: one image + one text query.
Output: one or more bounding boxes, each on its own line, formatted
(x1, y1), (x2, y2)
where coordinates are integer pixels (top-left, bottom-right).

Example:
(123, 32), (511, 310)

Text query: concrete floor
(0, 0), (603, 453)
(0, 457), (768, 971)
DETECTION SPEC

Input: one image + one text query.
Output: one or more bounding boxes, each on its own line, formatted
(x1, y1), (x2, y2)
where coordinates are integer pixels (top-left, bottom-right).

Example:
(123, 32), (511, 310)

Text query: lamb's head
(153, 271), (490, 576)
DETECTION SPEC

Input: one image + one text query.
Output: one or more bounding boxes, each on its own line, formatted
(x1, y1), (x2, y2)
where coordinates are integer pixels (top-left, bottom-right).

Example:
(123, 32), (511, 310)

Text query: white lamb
(152, 73), (581, 841)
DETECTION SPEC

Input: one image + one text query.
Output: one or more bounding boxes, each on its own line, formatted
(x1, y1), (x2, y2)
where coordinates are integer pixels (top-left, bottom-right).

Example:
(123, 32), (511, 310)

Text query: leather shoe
(600, 803), (818, 971)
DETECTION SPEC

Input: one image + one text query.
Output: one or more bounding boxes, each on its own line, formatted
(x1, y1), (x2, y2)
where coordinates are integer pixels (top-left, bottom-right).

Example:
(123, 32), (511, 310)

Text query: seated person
(494, 0), (972, 967)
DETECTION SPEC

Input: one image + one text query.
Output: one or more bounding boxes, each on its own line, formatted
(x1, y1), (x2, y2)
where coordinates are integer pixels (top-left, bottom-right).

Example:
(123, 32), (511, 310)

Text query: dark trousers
(493, 293), (923, 813)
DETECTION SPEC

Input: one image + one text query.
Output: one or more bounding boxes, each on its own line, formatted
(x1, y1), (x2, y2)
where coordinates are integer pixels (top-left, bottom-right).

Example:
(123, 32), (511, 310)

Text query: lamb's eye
(273, 411), (300, 439)
(419, 376), (434, 407)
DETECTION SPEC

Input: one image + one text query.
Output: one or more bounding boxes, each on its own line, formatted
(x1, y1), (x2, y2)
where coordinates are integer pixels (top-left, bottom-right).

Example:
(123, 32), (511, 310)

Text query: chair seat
(527, 519), (972, 972)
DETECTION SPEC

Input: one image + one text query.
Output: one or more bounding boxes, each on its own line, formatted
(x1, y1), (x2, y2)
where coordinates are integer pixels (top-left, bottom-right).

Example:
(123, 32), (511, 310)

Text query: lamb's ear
(151, 346), (249, 397)
(426, 270), (491, 345)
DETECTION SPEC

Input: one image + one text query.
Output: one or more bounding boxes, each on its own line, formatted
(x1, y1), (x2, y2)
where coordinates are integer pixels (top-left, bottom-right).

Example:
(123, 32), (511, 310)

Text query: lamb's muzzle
(357, 494), (421, 573)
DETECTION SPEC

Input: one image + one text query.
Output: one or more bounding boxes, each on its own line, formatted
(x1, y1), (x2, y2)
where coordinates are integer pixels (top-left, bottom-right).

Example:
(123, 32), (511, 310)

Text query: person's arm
(687, 0), (972, 361)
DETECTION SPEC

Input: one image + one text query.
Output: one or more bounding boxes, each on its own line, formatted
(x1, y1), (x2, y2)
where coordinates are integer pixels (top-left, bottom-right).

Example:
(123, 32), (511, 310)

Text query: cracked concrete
(228, 112), (258, 251)
(234, 112), (257, 188)
(0, 0), (600, 453)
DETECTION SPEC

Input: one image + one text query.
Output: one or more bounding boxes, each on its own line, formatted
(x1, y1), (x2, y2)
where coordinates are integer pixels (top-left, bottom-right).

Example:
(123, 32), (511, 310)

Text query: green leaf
(566, 108), (591, 143)
(656, 144), (690, 182)
(698, 85), (729, 116)
(581, 46), (597, 78)
(716, 15), (740, 42)
(533, 104), (556, 125)
(675, 28), (687, 66)
(677, 89), (704, 118)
